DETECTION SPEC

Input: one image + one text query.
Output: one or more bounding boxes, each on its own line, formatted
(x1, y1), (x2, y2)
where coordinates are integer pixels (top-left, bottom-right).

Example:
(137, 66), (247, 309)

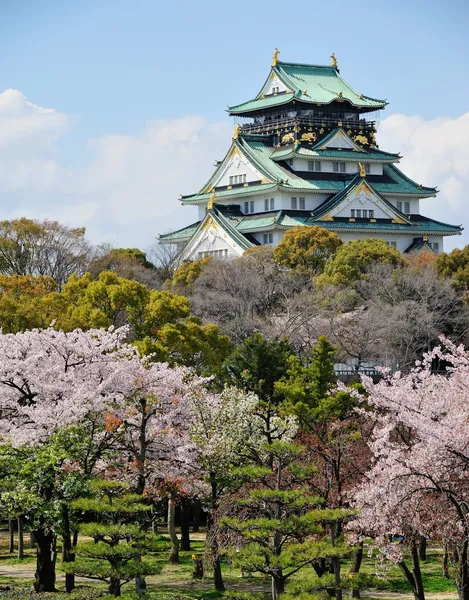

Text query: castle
(160, 51), (462, 260)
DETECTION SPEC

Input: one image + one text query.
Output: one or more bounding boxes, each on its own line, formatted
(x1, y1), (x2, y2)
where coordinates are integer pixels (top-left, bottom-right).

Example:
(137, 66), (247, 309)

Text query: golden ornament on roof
(272, 48), (280, 66)
(207, 192), (216, 210)
(330, 53), (338, 68)
(337, 91), (343, 98)
(358, 162), (366, 178)
(233, 124), (241, 140)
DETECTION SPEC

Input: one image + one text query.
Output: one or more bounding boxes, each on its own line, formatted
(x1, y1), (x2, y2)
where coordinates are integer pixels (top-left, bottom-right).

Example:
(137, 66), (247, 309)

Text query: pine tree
(66, 480), (160, 597)
(221, 442), (352, 600)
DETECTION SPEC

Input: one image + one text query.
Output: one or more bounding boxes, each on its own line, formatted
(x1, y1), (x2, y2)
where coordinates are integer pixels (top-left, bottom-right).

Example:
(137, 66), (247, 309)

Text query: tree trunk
(168, 496), (180, 564)
(419, 536), (427, 562)
(17, 515), (24, 560)
(8, 518), (14, 553)
(271, 573), (285, 600)
(443, 543), (450, 579)
(180, 499), (191, 551)
(397, 541), (425, 600)
(456, 539), (469, 600)
(62, 506), (76, 593)
(411, 539), (425, 600)
(330, 522), (343, 600)
(33, 529), (56, 593)
(109, 577), (121, 597)
(30, 532), (36, 548)
(349, 541), (364, 574)
(73, 530), (78, 548)
(208, 473), (225, 591)
(192, 499), (201, 533)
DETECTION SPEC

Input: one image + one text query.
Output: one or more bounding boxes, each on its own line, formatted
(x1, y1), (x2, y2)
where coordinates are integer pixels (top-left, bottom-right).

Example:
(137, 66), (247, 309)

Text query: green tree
(68, 480), (160, 597)
(136, 316), (232, 376)
(0, 274), (58, 332)
(222, 333), (293, 403)
(318, 238), (403, 285)
(221, 442), (352, 600)
(0, 218), (91, 287)
(276, 336), (338, 418)
(436, 245), (469, 298)
(168, 256), (212, 290)
(273, 226), (343, 274)
(0, 432), (92, 593)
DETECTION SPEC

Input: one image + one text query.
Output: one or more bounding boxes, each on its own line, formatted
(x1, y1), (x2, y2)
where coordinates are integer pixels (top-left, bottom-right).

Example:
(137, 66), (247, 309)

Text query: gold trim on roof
(272, 48), (280, 66)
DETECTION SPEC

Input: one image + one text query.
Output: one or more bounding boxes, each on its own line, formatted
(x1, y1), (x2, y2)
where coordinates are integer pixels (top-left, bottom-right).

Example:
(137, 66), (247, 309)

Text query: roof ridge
(277, 61), (336, 70)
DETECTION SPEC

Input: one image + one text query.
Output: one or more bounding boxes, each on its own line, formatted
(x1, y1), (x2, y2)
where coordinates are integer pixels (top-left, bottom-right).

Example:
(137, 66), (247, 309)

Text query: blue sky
(0, 0), (468, 250)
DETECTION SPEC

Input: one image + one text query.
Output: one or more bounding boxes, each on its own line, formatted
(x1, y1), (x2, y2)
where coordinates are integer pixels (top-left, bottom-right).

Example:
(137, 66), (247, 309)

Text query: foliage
(136, 316), (232, 376)
(0, 274), (58, 333)
(273, 226), (342, 275)
(436, 244), (469, 298)
(352, 337), (469, 600)
(221, 441), (352, 600)
(318, 238), (404, 285)
(89, 247), (159, 288)
(221, 333), (293, 403)
(169, 257), (212, 290)
(68, 480), (160, 596)
(0, 218), (91, 288)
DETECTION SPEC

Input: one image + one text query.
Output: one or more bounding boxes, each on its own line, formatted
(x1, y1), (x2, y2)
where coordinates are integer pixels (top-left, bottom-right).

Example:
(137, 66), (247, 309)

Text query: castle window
(364, 163), (371, 174)
(291, 197), (297, 209)
(198, 249), (228, 259)
(333, 162), (346, 173)
(250, 200), (255, 213)
(308, 160), (321, 172)
(229, 174), (246, 185)
(264, 198), (269, 211)
(351, 209), (355, 218)
(299, 197), (305, 209)
(369, 209), (374, 219)
(287, 159), (294, 167)
(404, 201), (410, 213)
(270, 198), (275, 210)
(387, 241), (397, 248)
(397, 201), (403, 211)
(356, 209), (362, 218)
(432, 242), (439, 253)
(263, 233), (274, 245)
(272, 86), (280, 94)
(244, 201), (249, 214)
(362, 210), (368, 218)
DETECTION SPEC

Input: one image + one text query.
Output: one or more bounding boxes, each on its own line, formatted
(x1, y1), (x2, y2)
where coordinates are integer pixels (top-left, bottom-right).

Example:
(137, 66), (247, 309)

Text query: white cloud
(0, 88), (467, 252)
(0, 89), (68, 149)
(379, 112), (469, 249)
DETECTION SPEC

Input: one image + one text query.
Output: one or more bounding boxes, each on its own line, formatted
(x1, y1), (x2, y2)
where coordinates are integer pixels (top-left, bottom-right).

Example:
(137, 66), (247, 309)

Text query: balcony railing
(241, 116), (376, 135)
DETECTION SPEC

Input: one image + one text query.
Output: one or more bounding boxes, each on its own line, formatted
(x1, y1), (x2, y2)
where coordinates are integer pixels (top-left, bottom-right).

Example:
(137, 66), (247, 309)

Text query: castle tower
(160, 52), (462, 260)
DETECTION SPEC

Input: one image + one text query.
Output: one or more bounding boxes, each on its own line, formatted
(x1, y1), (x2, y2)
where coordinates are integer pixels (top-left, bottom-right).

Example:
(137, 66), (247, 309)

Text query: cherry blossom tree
(0, 326), (204, 592)
(351, 337), (469, 600)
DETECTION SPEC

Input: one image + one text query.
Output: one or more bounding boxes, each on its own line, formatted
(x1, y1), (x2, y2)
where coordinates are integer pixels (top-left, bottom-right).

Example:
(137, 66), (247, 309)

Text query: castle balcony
(240, 116), (376, 136)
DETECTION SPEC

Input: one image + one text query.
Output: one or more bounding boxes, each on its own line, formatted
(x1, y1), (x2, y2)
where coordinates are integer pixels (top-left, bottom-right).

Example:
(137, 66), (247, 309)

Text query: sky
(0, 0), (468, 252)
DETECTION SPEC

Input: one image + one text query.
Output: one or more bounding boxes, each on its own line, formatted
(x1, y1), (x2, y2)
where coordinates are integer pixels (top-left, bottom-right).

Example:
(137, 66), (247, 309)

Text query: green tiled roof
(302, 217), (462, 235)
(375, 164), (436, 196)
(271, 146), (400, 162)
(310, 176), (411, 222)
(181, 182), (278, 203)
(159, 222), (200, 241)
(160, 209), (462, 245)
(228, 62), (386, 115)
(181, 133), (436, 205)
(404, 238), (434, 254)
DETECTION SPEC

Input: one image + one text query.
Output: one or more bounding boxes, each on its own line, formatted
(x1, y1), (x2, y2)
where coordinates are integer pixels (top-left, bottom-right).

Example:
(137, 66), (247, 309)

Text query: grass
(0, 529), (459, 599)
